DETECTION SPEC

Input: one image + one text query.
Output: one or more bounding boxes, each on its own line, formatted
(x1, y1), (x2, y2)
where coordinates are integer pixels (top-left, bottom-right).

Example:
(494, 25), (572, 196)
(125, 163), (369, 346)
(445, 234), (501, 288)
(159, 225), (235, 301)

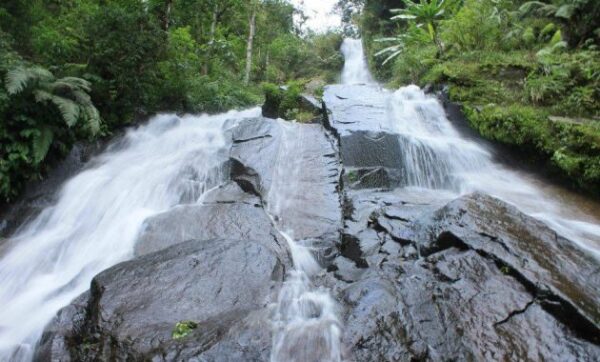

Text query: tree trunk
(202, 4), (219, 75)
(163, 0), (173, 31)
(244, 6), (256, 85)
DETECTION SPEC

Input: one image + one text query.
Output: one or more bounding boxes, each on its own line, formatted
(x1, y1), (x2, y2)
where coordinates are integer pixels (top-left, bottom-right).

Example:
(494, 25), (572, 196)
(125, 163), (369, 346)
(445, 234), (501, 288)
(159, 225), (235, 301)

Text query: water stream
(341, 37), (600, 257)
(267, 121), (342, 362)
(0, 109), (260, 361)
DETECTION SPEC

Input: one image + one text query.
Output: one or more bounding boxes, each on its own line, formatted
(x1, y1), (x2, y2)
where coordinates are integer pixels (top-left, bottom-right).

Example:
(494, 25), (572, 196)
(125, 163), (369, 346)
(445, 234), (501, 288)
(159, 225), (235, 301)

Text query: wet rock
(412, 192), (600, 337)
(322, 85), (390, 136)
(336, 191), (600, 360)
(340, 247), (600, 361)
(134, 182), (290, 265)
(344, 167), (403, 190)
(35, 238), (284, 361)
(230, 118), (342, 243)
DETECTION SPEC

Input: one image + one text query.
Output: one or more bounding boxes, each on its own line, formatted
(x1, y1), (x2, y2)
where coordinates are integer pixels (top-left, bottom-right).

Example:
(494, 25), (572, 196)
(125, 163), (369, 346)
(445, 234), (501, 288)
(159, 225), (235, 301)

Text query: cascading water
(341, 38), (374, 85)
(342, 38), (600, 256)
(0, 108), (261, 361)
(267, 122), (342, 362)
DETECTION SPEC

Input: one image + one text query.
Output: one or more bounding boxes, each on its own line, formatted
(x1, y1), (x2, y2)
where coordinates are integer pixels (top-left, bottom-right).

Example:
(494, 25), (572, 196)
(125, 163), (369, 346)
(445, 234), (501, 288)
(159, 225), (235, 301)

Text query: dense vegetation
(353, 0), (600, 195)
(0, 0), (343, 202)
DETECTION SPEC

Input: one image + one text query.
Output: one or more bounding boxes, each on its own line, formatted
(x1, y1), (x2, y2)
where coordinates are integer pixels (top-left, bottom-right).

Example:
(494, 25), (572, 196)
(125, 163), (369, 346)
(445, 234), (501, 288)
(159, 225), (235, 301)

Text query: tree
(244, 1), (258, 85)
(375, 0), (457, 63)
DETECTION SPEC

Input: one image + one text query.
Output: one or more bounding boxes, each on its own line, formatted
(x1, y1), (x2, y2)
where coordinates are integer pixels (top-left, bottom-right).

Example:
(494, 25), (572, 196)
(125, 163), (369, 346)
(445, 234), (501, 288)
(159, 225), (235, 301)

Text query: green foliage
(376, 0), (458, 62)
(442, 0), (511, 52)
(172, 321), (198, 340)
(465, 104), (600, 193)
(0, 0), (340, 202)
(363, 0), (600, 194)
(261, 81), (319, 122)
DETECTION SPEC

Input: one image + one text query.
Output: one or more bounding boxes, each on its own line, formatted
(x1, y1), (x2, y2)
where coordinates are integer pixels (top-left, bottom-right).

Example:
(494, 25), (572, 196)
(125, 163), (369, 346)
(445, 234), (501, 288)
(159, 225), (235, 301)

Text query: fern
(32, 127), (54, 164)
(5, 66), (53, 95)
(5, 64), (102, 134)
(50, 96), (80, 127)
(83, 105), (101, 134)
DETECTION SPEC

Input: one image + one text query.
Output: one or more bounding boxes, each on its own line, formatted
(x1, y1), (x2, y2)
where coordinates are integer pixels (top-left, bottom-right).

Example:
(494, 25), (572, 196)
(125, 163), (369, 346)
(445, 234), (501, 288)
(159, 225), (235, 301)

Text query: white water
(341, 38), (374, 85)
(268, 122), (342, 362)
(0, 108), (261, 361)
(342, 38), (600, 257)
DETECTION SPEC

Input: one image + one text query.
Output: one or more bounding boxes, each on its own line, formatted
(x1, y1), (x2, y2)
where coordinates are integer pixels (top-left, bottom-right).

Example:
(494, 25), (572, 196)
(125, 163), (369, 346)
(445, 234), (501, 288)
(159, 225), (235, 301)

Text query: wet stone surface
(28, 84), (600, 361)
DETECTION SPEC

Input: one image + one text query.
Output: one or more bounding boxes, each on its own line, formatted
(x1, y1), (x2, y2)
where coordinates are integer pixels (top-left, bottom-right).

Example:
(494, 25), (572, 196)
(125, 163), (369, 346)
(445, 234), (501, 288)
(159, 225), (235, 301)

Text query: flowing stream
(0, 109), (260, 361)
(267, 122), (342, 362)
(341, 37), (600, 257)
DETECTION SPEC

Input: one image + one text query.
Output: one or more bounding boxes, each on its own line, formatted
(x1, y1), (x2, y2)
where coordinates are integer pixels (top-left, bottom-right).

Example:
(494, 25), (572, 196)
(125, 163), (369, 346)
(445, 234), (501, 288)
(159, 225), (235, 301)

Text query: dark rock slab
(411, 192), (600, 336)
(230, 118), (342, 246)
(229, 118), (281, 197)
(335, 190), (600, 361)
(35, 238), (284, 361)
(340, 248), (600, 361)
(322, 84), (391, 136)
(134, 182), (290, 266)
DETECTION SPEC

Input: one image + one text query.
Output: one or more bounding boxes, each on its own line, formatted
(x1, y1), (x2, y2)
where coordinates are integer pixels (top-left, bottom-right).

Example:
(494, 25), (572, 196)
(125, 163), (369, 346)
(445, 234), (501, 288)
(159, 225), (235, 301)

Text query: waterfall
(0, 108), (261, 361)
(340, 38), (374, 85)
(341, 38), (600, 256)
(268, 122), (342, 362)
(387, 87), (600, 256)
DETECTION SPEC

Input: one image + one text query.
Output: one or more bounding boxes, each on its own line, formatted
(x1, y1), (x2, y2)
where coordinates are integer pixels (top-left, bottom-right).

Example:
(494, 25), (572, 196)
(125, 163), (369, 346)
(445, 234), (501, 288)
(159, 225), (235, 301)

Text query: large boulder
(332, 191), (600, 360)
(35, 238), (285, 361)
(134, 182), (290, 265)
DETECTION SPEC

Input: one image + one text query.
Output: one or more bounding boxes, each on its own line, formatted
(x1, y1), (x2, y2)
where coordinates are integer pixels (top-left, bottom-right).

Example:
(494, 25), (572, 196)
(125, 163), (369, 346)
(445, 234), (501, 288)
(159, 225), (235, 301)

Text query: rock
(229, 118), (281, 196)
(134, 182), (290, 266)
(230, 117), (342, 248)
(35, 238), (285, 361)
(335, 191), (600, 360)
(411, 192), (600, 338)
(322, 84), (391, 136)
(341, 248), (600, 361)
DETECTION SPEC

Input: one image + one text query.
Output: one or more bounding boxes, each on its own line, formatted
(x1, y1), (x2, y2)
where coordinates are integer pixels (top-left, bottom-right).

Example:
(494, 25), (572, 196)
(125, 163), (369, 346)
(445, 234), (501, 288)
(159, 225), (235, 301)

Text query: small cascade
(267, 121), (342, 362)
(386, 85), (600, 255)
(340, 37), (600, 256)
(0, 108), (261, 361)
(388, 85), (492, 190)
(340, 38), (374, 85)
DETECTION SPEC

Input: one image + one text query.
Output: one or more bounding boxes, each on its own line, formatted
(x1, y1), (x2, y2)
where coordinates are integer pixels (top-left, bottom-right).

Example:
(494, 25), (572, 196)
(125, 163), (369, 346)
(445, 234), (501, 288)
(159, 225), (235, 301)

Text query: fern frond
(33, 89), (54, 103)
(71, 90), (91, 105)
(50, 96), (80, 127)
(83, 105), (101, 134)
(60, 77), (92, 92)
(32, 127), (54, 164)
(5, 67), (31, 95)
(5, 66), (54, 95)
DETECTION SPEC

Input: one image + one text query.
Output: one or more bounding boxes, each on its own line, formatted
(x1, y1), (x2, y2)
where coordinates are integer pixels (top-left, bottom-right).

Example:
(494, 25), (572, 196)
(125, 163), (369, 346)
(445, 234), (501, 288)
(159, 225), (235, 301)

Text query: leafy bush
(442, 0), (509, 52)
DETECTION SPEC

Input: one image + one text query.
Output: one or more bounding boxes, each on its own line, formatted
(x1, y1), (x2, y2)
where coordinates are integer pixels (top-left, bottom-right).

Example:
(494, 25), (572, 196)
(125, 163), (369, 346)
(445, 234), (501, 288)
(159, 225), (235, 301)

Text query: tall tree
(244, 1), (258, 85)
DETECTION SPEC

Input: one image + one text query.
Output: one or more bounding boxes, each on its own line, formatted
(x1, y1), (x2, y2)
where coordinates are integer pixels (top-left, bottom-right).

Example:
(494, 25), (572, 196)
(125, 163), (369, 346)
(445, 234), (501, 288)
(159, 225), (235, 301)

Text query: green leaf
(50, 96), (80, 127)
(32, 127), (53, 164)
(555, 5), (575, 19)
(5, 67), (30, 95)
(83, 105), (101, 134)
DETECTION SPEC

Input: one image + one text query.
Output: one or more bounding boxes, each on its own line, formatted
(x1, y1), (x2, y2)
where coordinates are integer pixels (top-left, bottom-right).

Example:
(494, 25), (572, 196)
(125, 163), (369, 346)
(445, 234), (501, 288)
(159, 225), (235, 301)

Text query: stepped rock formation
(29, 84), (600, 361)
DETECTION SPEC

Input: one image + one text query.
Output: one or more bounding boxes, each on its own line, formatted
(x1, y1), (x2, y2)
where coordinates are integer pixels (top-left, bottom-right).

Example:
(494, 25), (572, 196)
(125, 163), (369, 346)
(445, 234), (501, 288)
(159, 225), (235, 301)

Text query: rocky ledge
(29, 84), (600, 360)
